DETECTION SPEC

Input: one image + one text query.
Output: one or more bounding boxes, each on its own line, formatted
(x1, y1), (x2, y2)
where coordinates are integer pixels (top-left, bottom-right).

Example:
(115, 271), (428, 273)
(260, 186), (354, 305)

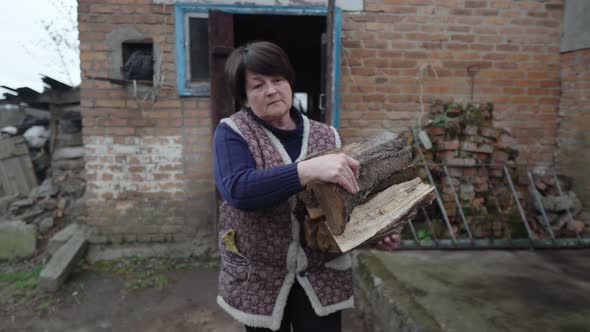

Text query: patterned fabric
(217, 110), (353, 327)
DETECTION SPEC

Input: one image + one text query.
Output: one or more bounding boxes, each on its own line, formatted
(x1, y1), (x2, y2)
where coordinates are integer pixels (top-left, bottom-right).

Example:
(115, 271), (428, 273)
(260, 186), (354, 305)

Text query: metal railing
(400, 147), (589, 250)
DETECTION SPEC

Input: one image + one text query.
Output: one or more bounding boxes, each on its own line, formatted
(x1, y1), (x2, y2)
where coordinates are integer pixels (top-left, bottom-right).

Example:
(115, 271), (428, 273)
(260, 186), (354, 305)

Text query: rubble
(412, 100), (586, 239)
(39, 229), (88, 292)
(530, 174), (584, 234)
(0, 77), (85, 267)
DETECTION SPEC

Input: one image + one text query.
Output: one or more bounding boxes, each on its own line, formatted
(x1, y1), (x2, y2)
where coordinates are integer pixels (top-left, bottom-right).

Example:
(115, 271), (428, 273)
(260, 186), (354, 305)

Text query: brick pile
(528, 170), (585, 237)
(415, 101), (519, 237)
(413, 100), (587, 239)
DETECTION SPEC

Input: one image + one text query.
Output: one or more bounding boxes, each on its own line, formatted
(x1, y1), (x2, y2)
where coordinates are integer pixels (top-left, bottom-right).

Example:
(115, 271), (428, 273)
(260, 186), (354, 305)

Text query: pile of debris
(528, 169), (584, 237)
(0, 77), (84, 262)
(412, 100), (586, 239)
(414, 102), (517, 236)
(2, 145), (85, 234)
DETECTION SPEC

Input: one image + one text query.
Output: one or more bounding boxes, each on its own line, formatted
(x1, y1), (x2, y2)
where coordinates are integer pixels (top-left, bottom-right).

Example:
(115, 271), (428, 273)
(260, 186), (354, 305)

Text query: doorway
(233, 14), (327, 122)
(208, 10), (331, 127)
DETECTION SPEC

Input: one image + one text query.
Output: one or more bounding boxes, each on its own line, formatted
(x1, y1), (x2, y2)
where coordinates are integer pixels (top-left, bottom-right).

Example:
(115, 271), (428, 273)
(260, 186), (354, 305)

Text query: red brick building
(78, 0), (587, 253)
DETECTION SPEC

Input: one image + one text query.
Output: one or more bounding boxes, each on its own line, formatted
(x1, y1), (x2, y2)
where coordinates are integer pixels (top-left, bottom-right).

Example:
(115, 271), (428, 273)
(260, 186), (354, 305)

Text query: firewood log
(309, 131), (414, 235)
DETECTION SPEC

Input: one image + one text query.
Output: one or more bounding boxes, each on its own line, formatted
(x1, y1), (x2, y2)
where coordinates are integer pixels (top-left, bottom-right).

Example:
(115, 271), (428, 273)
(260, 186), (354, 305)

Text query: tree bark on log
(309, 131), (414, 235)
(298, 131), (436, 253)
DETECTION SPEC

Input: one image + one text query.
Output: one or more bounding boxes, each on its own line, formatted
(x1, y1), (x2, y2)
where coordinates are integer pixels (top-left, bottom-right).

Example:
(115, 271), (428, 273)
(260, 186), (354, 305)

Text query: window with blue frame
(187, 15), (209, 83)
(174, 3), (341, 128)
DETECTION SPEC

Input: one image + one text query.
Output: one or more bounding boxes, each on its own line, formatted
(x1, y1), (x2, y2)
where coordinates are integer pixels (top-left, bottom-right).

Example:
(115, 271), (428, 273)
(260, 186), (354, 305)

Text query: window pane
(189, 17), (209, 82)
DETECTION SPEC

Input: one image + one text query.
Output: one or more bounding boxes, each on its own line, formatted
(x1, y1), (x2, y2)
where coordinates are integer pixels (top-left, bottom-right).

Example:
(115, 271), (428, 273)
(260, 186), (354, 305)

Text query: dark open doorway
(234, 14), (327, 122)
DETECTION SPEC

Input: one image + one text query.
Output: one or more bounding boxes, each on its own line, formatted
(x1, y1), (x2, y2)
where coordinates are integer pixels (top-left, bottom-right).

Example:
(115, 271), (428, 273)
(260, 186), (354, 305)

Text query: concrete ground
(354, 249), (590, 332)
(3, 250), (589, 332)
(1, 265), (365, 332)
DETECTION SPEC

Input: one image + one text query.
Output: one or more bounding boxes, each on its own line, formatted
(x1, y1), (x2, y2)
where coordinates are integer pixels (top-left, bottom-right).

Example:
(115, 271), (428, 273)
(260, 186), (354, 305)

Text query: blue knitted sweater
(213, 108), (305, 210)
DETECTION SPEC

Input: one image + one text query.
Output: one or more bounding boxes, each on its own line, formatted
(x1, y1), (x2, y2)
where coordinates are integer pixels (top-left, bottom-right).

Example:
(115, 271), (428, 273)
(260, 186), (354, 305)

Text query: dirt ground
(0, 256), (367, 332)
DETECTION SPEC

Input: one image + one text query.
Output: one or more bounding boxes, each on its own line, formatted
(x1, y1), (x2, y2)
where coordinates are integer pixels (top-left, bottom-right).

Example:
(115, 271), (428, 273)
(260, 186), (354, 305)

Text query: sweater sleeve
(213, 122), (304, 210)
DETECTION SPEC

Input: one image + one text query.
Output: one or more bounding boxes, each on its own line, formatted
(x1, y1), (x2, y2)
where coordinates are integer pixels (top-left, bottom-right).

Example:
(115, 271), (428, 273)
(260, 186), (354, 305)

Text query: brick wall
(78, 0), (566, 248)
(339, 0), (563, 165)
(79, 1), (216, 250)
(557, 48), (590, 211)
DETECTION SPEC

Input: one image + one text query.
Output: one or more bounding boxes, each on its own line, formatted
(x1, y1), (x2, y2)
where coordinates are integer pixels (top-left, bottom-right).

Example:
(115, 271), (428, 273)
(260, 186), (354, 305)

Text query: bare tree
(20, 0), (80, 86)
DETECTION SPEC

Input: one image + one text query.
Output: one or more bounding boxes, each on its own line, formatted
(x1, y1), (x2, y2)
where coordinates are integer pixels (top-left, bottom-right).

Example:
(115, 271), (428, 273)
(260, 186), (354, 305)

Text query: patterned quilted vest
(216, 109), (354, 330)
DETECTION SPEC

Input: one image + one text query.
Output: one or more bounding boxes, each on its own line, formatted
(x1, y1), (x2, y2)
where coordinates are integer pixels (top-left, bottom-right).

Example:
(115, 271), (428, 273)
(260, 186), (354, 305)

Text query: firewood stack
(298, 131), (435, 253)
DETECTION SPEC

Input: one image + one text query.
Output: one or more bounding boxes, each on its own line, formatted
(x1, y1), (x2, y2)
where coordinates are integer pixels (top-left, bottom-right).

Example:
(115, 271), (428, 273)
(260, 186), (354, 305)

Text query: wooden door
(324, 0), (337, 127)
(208, 10), (235, 132)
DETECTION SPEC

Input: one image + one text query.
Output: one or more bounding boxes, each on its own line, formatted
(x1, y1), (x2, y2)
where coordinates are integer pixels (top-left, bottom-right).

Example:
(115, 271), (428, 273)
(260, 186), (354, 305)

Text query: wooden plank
(0, 138), (29, 160)
(0, 163), (10, 196)
(208, 10), (235, 132)
(0, 137), (38, 195)
(6, 158), (28, 195)
(20, 154), (38, 191)
(324, 0), (335, 126)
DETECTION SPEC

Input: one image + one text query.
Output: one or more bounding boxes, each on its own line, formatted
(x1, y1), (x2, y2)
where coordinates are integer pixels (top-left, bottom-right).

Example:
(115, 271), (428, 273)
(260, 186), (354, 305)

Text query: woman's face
(244, 70), (293, 126)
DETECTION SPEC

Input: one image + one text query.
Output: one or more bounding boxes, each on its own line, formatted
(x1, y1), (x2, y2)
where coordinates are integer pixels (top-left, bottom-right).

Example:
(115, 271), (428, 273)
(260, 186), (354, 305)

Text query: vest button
(298, 271), (308, 277)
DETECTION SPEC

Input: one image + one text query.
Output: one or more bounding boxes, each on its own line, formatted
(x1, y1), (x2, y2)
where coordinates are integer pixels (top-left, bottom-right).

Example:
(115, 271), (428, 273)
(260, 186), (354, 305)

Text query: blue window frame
(174, 3), (342, 127)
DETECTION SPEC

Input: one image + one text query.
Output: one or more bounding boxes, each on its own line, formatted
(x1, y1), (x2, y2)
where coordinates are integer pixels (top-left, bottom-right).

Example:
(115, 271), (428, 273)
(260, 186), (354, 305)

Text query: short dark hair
(225, 41), (295, 106)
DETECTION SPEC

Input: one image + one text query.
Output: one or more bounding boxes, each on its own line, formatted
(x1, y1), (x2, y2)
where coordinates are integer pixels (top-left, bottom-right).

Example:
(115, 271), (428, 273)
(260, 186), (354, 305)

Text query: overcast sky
(0, 0), (80, 97)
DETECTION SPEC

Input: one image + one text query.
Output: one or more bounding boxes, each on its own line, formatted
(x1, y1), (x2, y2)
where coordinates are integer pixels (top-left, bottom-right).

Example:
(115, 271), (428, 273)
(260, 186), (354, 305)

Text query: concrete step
(48, 223), (86, 256)
(39, 231), (88, 292)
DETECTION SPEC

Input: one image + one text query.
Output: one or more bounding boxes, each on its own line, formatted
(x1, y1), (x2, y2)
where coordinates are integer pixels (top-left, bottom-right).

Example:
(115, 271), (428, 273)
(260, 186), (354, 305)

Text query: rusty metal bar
(443, 165), (474, 244)
(552, 173), (583, 242)
(528, 171), (556, 241)
(421, 207), (439, 245)
(407, 220), (421, 246)
(488, 183), (504, 214)
(503, 166), (534, 247)
(400, 238), (590, 249)
(414, 137), (457, 245)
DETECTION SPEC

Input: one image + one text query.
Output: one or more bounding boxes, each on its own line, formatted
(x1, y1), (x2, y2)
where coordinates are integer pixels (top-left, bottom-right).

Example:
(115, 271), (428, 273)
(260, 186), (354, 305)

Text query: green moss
(464, 104), (484, 126)
(502, 147), (519, 158)
(445, 103), (462, 114)
(445, 123), (463, 139)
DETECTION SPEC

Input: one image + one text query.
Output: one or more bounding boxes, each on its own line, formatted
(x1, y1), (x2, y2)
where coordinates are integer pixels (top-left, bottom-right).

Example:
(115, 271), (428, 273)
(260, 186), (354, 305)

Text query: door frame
(174, 3), (342, 128)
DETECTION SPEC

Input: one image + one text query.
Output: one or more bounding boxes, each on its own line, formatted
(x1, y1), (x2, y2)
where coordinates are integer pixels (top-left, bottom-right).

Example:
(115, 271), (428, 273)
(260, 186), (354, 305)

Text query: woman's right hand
(297, 153), (360, 194)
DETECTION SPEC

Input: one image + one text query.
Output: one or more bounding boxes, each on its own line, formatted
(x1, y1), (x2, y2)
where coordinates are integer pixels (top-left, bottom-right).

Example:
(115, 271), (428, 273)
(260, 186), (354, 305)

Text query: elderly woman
(213, 41), (399, 332)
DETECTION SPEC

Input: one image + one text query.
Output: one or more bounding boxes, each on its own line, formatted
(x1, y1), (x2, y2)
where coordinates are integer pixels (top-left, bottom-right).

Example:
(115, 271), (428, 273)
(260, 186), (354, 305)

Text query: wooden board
(0, 137), (38, 196)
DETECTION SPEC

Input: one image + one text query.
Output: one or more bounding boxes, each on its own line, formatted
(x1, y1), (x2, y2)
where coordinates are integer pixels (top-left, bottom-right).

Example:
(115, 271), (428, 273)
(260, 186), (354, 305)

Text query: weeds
(94, 256), (193, 290)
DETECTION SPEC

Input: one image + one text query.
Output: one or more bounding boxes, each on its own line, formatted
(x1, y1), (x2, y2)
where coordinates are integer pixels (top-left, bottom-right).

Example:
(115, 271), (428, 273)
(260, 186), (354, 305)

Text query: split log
(308, 131), (414, 234)
(303, 177), (435, 253)
(332, 177), (435, 252)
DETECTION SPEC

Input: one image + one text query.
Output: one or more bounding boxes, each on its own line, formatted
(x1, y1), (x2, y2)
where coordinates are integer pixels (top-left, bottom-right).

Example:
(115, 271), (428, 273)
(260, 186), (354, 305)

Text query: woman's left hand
(375, 234), (401, 251)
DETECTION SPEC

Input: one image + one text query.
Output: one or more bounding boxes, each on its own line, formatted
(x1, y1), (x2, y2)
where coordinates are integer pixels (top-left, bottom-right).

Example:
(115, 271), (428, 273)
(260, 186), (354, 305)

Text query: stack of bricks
(418, 101), (518, 237)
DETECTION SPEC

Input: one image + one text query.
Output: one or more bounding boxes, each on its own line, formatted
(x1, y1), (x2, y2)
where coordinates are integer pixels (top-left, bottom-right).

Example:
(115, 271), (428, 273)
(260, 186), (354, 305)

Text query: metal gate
(400, 141), (590, 250)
